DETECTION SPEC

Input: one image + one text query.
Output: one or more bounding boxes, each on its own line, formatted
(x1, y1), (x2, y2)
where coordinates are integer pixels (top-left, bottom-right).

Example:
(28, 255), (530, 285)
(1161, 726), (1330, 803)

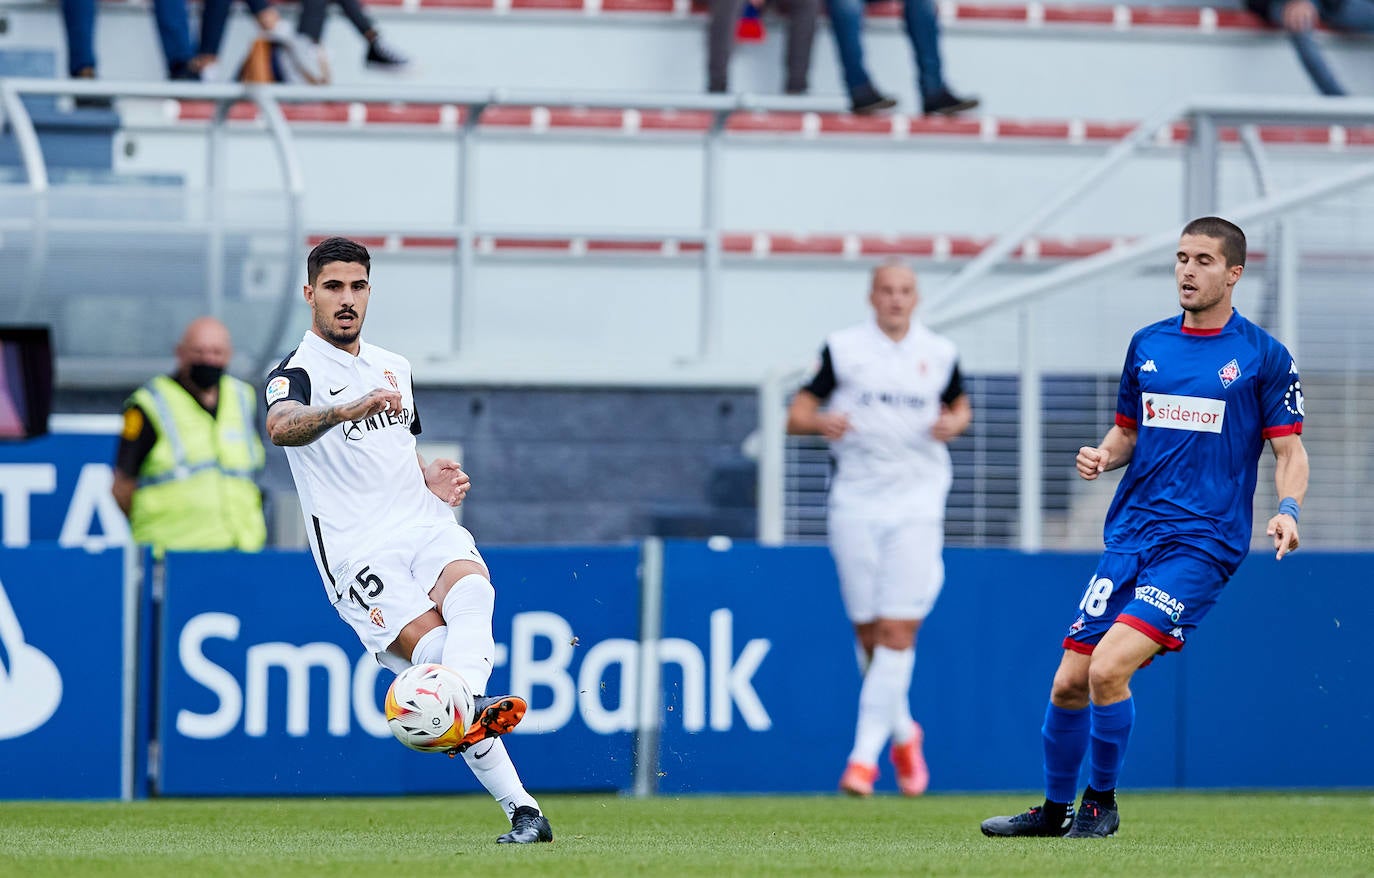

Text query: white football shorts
(827, 510), (945, 623)
(323, 520), (487, 661)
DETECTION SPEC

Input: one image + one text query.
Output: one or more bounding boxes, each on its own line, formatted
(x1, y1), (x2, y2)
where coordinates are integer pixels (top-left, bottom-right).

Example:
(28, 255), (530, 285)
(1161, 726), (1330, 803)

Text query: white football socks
(848, 644), (915, 765)
(410, 626), (445, 665)
(439, 573), (496, 695)
(461, 738), (540, 819)
(854, 641), (871, 676)
(430, 573), (537, 818)
(887, 646), (918, 743)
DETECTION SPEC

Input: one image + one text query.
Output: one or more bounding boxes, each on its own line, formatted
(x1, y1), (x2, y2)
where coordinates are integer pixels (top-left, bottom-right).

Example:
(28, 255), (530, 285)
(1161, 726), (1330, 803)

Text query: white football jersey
(800, 319), (963, 520)
(265, 331), (456, 588)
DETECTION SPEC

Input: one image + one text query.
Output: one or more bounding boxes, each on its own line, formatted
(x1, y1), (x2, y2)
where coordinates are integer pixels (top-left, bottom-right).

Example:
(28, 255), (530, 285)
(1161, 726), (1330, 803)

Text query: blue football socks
(1042, 702), (1090, 805)
(1088, 697), (1135, 794)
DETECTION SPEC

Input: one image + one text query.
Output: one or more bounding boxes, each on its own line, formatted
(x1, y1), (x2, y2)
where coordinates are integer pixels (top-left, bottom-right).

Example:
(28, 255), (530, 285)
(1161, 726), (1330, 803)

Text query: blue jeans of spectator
(61, 0), (195, 76)
(1274, 0), (1374, 96)
(826, 0), (945, 100)
(199, 0), (273, 58)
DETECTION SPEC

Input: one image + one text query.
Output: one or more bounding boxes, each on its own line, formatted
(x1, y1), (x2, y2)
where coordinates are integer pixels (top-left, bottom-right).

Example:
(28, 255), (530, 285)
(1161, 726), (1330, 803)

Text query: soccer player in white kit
(787, 261), (972, 797)
(263, 237), (552, 844)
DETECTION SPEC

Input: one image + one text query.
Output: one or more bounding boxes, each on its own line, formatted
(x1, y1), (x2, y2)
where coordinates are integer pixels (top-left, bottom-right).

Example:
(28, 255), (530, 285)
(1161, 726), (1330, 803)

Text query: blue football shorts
(1063, 543), (1232, 654)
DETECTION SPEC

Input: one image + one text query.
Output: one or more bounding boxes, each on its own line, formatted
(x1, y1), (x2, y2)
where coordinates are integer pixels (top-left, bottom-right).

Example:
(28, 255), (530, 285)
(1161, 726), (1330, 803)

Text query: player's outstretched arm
(1266, 433), (1309, 559)
(266, 389), (403, 447)
(1075, 425), (1137, 480)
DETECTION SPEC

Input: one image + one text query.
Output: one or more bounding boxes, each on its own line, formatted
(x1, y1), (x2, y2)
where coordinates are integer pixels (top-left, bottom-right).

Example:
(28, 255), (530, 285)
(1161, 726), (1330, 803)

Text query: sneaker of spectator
(364, 36), (411, 71)
(70, 67), (114, 111)
(849, 83), (897, 115)
(296, 0), (411, 77)
(267, 19), (329, 83)
(923, 88), (978, 116)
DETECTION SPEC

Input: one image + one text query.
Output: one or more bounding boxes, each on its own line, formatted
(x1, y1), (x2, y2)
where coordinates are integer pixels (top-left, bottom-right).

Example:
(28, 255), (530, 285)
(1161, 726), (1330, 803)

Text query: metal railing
(0, 77), (856, 385)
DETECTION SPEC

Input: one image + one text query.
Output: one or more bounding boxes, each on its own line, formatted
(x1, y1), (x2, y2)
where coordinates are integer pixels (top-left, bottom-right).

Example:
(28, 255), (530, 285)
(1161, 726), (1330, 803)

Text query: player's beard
(316, 310), (361, 347)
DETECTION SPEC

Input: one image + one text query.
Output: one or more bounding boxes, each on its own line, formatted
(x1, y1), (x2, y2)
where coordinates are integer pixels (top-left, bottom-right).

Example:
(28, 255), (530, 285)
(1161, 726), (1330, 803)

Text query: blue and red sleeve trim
(1115, 413), (1138, 429)
(1262, 422), (1303, 439)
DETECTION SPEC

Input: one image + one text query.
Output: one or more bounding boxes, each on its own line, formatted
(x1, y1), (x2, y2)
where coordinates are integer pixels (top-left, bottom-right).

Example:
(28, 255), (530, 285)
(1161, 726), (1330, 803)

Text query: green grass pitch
(1, 792), (1371, 877)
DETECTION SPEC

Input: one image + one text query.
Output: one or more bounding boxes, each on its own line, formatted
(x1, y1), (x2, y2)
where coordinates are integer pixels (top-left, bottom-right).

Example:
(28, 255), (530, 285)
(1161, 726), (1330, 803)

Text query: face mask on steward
(187, 363), (225, 390)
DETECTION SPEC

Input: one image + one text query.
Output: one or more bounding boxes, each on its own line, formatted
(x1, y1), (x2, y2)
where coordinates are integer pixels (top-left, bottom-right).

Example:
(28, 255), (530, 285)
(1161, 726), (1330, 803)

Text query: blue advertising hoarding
(1179, 551), (1374, 788)
(654, 542), (1372, 794)
(157, 545), (641, 796)
(0, 546), (131, 799)
(0, 417), (129, 549)
(1, 538), (1369, 800)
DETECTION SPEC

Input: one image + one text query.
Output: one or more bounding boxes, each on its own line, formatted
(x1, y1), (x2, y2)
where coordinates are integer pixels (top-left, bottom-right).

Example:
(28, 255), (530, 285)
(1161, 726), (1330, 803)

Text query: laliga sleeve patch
(265, 375), (291, 405)
(120, 407), (144, 441)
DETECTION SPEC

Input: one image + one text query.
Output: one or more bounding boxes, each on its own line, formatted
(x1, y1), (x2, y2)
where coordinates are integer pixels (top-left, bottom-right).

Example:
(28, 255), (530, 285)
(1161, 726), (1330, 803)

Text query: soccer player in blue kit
(981, 216), (1310, 839)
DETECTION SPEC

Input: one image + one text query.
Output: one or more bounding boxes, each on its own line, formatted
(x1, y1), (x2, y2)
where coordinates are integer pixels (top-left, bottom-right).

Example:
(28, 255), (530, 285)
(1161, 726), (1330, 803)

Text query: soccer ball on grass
(383, 662), (475, 753)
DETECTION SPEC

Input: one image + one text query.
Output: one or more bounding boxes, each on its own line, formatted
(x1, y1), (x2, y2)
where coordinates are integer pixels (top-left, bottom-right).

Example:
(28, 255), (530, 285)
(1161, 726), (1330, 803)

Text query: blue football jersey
(1103, 309), (1304, 569)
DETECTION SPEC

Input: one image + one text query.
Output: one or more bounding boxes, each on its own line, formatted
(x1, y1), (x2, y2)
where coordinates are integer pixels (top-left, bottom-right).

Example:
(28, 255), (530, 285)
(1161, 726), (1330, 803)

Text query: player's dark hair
(1182, 216), (1246, 267)
(307, 237), (372, 285)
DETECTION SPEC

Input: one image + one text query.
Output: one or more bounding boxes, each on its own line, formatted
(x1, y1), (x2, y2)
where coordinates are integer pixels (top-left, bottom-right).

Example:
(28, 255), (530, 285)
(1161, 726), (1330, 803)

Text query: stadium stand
(3, 1), (1373, 544)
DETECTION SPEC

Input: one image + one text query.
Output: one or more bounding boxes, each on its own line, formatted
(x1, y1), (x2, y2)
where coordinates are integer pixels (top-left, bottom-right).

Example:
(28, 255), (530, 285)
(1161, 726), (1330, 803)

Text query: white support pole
(1018, 306), (1043, 551)
(1277, 220), (1300, 360)
(756, 369), (790, 546)
(120, 545), (140, 801)
(632, 537), (664, 798)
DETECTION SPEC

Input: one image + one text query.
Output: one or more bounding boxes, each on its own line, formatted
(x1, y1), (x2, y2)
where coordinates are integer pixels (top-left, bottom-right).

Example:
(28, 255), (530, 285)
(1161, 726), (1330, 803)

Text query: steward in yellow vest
(112, 318), (266, 556)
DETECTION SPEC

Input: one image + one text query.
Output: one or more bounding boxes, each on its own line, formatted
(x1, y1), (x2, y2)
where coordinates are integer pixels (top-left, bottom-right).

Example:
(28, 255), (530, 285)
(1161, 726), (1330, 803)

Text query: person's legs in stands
(59, 0), (98, 77)
(782, 0), (818, 94)
(900, 0), (977, 114)
(899, 0), (945, 100)
(297, 0), (329, 42)
(1268, 3), (1347, 95)
(150, 0), (199, 78)
(334, 0), (377, 40)
(1285, 29), (1347, 94)
(826, 0), (894, 112)
(191, 0), (235, 77)
(826, 0), (871, 95)
(707, 0), (746, 92)
(1310, 0), (1374, 94)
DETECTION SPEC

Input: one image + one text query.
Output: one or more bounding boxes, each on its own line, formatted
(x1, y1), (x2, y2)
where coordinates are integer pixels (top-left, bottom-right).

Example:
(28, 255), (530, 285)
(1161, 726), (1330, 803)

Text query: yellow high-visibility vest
(128, 374), (266, 555)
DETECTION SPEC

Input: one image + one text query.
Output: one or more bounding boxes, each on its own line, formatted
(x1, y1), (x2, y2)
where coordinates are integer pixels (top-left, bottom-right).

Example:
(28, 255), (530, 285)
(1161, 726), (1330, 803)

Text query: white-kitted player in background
(787, 261), (972, 797)
(264, 236), (552, 844)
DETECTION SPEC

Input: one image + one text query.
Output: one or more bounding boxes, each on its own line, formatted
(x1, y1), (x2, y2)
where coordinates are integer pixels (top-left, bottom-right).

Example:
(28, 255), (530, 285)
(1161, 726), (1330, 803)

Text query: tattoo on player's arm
(268, 403), (344, 446)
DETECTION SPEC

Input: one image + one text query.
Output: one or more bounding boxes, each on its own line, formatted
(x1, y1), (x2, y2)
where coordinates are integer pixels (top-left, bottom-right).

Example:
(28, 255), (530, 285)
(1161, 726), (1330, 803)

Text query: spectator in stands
(826, 0), (978, 115)
(708, 0), (817, 96)
(190, 0), (326, 83)
(59, 0), (198, 94)
(112, 317), (267, 558)
(787, 261), (972, 797)
(1246, 0), (1374, 95)
(294, 0), (413, 81)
